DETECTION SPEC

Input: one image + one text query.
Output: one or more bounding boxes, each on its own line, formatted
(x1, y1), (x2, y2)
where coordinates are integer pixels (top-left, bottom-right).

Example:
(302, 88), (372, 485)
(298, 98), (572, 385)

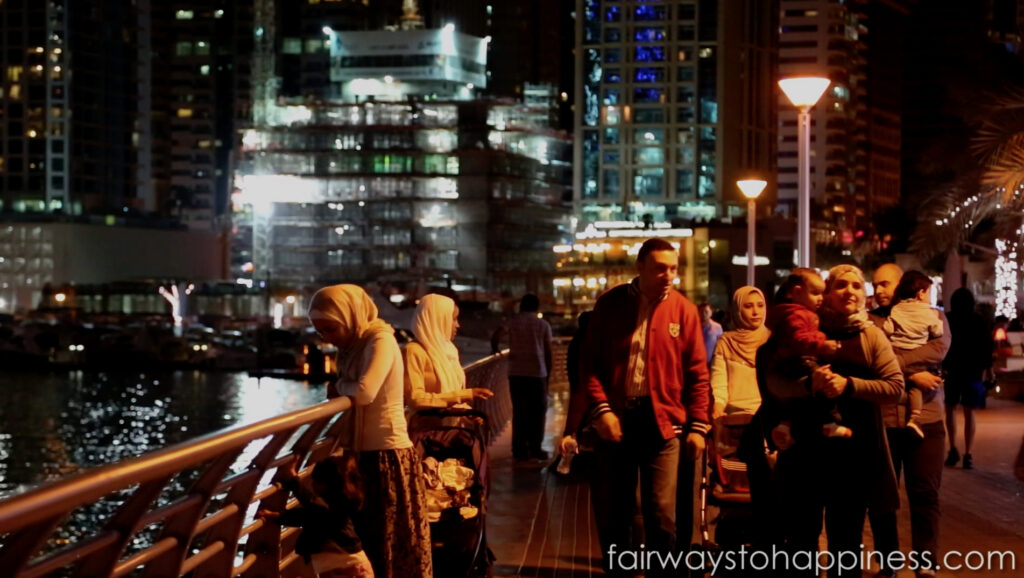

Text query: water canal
(0, 370), (327, 499)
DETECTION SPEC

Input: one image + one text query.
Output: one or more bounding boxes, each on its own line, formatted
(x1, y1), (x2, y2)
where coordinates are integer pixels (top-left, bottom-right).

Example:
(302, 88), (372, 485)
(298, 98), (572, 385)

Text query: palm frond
(981, 146), (1024, 199)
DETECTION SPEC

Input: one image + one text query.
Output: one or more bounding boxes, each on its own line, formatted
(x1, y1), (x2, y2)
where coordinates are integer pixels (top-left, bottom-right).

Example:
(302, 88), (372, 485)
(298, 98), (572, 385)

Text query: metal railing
(0, 354), (509, 577)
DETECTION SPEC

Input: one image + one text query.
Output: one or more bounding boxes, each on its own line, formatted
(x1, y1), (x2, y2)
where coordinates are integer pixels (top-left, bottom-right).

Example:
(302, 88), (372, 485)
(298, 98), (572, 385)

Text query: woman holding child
(754, 265), (904, 576)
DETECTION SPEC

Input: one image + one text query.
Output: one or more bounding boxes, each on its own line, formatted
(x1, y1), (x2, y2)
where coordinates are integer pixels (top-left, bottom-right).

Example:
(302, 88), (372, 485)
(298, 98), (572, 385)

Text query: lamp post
(737, 179), (768, 287)
(778, 76), (830, 268)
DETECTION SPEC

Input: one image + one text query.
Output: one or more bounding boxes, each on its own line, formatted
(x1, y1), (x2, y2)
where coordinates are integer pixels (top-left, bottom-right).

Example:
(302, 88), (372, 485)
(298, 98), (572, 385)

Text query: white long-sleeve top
(710, 334), (762, 416)
(335, 333), (413, 451)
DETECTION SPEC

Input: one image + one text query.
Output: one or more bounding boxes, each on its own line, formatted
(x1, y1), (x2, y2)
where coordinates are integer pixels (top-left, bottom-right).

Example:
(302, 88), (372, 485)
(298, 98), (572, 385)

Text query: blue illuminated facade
(574, 0), (779, 226)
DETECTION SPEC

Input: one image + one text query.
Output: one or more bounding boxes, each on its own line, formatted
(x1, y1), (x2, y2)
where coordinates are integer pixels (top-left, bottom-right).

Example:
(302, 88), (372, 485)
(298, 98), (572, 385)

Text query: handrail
(0, 353), (510, 577)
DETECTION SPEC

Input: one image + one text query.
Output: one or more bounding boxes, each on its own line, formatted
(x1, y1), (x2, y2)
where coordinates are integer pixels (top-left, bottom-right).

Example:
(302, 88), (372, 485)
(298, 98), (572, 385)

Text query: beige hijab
(719, 286), (770, 366)
(412, 294), (466, 394)
(308, 284), (394, 380)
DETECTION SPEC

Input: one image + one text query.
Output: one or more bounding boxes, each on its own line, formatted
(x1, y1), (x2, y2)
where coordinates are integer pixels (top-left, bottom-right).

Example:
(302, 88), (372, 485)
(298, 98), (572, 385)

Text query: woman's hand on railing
(470, 388), (495, 400)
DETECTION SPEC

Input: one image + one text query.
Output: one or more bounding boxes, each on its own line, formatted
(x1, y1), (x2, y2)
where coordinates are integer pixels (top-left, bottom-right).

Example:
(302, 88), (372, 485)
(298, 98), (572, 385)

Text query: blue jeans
(596, 400), (681, 578)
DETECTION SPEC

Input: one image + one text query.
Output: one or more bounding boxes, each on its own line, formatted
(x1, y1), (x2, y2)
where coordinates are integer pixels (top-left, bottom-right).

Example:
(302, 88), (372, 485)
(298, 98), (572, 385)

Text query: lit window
(177, 108), (194, 118)
(200, 65), (210, 75)
(176, 10), (194, 20)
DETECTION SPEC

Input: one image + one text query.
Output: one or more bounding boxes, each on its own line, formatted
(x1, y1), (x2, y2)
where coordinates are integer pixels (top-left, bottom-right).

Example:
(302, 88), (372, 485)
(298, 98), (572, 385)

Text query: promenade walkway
(484, 387), (1024, 577)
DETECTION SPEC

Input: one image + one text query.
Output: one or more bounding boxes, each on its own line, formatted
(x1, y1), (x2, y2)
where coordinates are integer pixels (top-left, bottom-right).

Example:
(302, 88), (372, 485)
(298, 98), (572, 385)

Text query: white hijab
(308, 284), (394, 380)
(412, 294), (466, 393)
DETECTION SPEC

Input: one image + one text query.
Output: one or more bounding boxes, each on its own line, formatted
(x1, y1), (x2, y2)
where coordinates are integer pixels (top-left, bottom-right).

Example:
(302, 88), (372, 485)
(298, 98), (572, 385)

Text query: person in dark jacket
(259, 454), (374, 577)
(943, 287), (993, 470)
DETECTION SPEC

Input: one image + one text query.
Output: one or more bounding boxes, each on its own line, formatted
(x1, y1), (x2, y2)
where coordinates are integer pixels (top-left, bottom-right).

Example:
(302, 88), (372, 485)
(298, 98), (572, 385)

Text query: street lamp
(737, 179), (768, 287)
(778, 76), (830, 268)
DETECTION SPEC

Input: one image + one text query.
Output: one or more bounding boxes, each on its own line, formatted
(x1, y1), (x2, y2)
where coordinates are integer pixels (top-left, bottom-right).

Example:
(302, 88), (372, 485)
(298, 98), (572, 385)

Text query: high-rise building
(154, 2), (243, 230)
(778, 0), (870, 237)
(574, 0), (779, 228)
(233, 18), (571, 299)
(0, 0), (244, 230)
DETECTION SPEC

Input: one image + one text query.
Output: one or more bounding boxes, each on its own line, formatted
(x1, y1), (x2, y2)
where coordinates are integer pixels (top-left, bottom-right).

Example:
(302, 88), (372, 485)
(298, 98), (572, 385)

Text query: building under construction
(232, 2), (571, 303)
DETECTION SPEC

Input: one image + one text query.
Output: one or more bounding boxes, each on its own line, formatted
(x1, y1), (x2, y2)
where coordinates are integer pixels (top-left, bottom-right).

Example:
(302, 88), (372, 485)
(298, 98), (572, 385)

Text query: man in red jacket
(566, 238), (711, 577)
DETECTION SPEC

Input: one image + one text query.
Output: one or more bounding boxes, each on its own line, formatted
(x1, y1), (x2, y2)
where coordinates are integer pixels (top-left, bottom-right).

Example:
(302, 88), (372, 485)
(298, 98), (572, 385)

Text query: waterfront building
(0, 218), (224, 314)
(233, 14), (571, 301)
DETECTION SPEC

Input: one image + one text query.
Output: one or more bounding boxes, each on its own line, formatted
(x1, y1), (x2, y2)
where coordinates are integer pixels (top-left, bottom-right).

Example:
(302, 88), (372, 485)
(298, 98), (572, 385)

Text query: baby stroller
(409, 407), (493, 577)
(694, 413), (756, 574)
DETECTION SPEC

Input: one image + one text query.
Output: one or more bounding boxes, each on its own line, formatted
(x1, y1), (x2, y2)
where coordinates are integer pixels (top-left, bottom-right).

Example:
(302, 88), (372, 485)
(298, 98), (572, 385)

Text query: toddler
(883, 271), (943, 438)
(767, 268), (846, 448)
(259, 453), (374, 577)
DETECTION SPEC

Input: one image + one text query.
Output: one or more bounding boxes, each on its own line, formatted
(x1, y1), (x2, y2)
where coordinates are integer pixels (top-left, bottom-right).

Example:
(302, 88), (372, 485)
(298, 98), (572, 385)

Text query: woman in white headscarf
(404, 294), (494, 411)
(308, 284), (432, 578)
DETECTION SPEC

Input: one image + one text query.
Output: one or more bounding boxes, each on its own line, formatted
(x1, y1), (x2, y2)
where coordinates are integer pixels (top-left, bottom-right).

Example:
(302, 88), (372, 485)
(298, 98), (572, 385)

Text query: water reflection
(0, 370), (326, 499)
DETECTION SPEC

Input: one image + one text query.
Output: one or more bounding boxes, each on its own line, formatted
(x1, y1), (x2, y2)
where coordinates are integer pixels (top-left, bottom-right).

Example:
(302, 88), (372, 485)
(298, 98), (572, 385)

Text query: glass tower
(574, 0), (778, 228)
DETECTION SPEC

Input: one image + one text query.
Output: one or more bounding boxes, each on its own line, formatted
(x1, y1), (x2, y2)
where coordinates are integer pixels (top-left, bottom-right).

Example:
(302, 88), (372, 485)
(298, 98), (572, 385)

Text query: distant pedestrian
(700, 302), (723, 366)
(491, 294), (553, 461)
(944, 287), (993, 470)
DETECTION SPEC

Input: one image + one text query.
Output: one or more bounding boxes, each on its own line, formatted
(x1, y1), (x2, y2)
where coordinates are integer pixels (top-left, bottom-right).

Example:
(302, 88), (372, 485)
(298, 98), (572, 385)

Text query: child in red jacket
(768, 268), (846, 449)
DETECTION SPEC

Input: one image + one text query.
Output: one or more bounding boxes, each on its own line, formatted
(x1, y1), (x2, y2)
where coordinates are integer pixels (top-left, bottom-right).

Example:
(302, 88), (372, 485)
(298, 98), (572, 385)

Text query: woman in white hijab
(404, 294), (494, 411)
(308, 284), (432, 578)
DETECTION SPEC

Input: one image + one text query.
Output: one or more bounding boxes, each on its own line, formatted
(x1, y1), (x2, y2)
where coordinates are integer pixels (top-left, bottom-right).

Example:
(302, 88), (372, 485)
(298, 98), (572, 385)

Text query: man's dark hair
(520, 293), (540, 312)
(950, 287), (976, 313)
(636, 238), (676, 264)
(892, 270), (932, 305)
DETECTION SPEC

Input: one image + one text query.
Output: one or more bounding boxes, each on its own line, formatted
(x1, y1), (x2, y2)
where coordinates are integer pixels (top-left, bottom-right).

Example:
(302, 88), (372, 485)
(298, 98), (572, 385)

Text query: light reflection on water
(0, 370), (327, 500)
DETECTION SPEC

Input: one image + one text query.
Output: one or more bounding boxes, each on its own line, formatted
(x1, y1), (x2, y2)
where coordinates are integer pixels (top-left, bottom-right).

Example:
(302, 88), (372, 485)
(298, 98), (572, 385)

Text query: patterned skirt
(356, 447), (433, 578)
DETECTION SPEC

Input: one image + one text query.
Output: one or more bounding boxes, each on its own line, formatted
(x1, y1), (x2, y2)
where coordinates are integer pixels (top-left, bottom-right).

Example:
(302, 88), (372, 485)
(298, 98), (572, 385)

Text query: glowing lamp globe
(778, 77), (831, 108)
(737, 179), (768, 200)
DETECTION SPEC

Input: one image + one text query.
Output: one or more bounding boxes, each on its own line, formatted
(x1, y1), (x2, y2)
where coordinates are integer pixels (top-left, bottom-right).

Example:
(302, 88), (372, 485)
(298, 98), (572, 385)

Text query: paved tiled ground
(485, 387), (1024, 577)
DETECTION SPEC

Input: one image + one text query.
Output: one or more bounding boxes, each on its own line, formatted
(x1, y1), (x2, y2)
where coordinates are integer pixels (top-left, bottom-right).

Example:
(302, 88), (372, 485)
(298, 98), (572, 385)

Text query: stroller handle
(412, 407), (489, 422)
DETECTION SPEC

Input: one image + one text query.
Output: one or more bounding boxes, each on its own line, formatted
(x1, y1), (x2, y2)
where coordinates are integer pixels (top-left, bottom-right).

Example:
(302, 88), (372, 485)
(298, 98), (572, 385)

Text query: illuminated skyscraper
(574, 0), (779, 227)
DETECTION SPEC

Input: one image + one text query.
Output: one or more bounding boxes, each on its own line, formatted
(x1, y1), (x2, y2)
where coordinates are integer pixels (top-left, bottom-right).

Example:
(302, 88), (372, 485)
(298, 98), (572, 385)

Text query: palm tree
(911, 88), (1024, 262)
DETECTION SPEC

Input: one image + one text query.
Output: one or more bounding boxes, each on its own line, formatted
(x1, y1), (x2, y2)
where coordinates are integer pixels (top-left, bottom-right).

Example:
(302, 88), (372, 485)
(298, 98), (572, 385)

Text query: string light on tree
(995, 238), (1018, 320)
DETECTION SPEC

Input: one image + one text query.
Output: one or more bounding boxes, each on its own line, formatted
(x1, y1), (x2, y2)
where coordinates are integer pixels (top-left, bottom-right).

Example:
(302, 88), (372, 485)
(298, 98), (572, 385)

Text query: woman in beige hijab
(308, 284), (432, 578)
(404, 294), (494, 411)
(710, 286), (771, 419)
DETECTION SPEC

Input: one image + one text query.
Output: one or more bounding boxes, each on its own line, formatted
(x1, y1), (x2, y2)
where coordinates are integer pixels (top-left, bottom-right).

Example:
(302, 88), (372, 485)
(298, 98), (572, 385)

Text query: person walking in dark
(564, 238), (710, 577)
(492, 294), (553, 461)
(944, 287), (993, 470)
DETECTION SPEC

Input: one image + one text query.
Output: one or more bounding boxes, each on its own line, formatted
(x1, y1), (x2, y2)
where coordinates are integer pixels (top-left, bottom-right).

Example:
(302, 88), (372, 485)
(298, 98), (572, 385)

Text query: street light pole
(798, 105), (812, 268)
(779, 76), (830, 268)
(737, 179), (768, 287)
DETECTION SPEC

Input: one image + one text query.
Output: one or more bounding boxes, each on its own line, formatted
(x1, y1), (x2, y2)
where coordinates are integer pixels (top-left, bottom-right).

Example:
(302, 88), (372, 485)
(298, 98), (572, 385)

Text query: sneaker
(945, 446), (960, 467)
(963, 453), (973, 470)
(906, 420), (925, 439)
